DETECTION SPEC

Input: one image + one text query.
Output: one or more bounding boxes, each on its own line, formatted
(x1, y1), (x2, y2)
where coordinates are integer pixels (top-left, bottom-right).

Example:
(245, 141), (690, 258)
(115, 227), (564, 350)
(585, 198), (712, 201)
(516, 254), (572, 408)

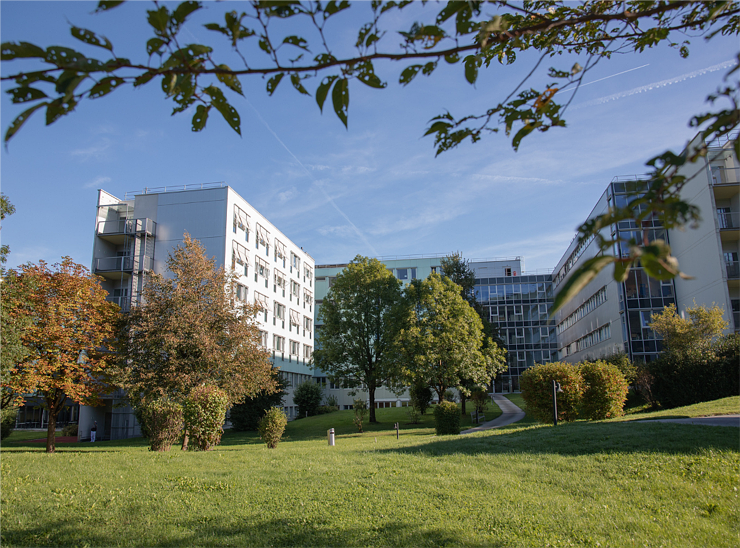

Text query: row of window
(553, 233), (595, 289)
(561, 323), (612, 357)
(476, 282), (553, 303)
(233, 205), (313, 284)
(504, 327), (557, 346)
(235, 283), (314, 324)
(556, 286), (608, 335)
(278, 371), (313, 389)
(273, 335), (313, 359)
(488, 303), (550, 323)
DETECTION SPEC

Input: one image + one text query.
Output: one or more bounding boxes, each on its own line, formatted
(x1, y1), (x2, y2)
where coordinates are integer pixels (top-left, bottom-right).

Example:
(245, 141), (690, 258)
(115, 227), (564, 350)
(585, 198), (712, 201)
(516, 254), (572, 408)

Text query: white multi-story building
(84, 183), (315, 439)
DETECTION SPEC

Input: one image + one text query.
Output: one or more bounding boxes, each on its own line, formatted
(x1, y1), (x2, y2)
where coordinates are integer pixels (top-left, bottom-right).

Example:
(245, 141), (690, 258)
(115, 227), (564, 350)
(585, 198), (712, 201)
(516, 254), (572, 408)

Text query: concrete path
(634, 414), (740, 427)
(461, 394), (526, 434)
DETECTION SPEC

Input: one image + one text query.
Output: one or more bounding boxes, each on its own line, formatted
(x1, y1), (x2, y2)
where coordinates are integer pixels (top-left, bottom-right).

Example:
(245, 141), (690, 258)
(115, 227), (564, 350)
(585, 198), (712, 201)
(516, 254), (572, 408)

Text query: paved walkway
(634, 414), (740, 427)
(461, 394), (526, 434)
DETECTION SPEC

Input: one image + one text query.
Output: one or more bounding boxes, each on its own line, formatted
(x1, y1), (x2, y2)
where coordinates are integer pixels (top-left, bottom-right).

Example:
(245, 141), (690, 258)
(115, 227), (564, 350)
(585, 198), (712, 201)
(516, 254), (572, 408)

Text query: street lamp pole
(552, 380), (563, 427)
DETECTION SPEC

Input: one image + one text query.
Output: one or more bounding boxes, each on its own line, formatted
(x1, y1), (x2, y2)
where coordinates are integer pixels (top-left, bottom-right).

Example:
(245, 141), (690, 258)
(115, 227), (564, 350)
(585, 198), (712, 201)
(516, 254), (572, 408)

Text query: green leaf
(315, 75), (338, 112)
(172, 1), (201, 26)
(14, 71), (56, 85)
(1, 41), (47, 60)
(324, 0), (350, 17)
(4, 102), (46, 146)
(203, 23), (228, 36)
(133, 72), (156, 87)
(290, 74), (310, 95)
(282, 35), (309, 50)
(45, 97), (78, 126)
(356, 68), (385, 89)
(147, 37), (167, 56)
(612, 261), (631, 283)
(191, 104), (210, 132)
(399, 65), (423, 86)
(45, 47), (85, 67)
(215, 64), (243, 96)
(147, 6), (170, 35)
(7, 87), (48, 104)
(88, 77), (125, 99)
(464, 55), (479, 85)
(331, 78), (349, 128)
(55, 71), (86, 100)
(204, 85), (241, 135)
(71, 27), (113, 51)
(551, 255), (615, 315)
(512, 122), (540, 151)
(95, 1), (125, 13)
(444, 52), (460, 64)
(266, 73), (284, 96)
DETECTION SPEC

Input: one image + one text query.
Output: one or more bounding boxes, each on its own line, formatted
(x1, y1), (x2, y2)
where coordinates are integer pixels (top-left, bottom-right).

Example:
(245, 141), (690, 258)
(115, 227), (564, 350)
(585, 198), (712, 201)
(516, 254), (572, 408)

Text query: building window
(275, 302), (285, 321)
(304, 345), (313, 360)
(236, 283), (247, 302)
(290, 340), (300, 356)
(273, 335), (285, 352)
(259, 330), (268, 348)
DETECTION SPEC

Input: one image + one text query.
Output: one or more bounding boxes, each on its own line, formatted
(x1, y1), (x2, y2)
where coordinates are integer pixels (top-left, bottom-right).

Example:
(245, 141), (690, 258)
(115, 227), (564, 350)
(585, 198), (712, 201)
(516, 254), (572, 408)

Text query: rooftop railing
(97, 218), (156, 237)
(124, 182), (226, 200)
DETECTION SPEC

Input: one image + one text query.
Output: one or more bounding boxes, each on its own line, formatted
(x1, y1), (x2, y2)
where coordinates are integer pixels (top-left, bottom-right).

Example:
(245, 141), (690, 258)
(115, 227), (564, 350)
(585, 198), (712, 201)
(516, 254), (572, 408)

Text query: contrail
(559, 64), (650, 95)
(242, 96), (380, 256)
(574, 59), (737, 109)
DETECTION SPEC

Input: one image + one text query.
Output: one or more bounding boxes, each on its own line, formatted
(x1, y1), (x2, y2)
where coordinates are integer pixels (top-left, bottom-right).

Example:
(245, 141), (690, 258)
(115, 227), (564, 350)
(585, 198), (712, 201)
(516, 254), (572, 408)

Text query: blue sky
(1, 1), (737, 273)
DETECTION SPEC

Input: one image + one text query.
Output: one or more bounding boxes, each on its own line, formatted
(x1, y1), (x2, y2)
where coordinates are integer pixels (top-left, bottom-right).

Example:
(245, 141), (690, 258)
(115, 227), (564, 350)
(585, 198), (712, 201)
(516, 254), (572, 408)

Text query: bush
(409, 381), (433, 415)
(579, 360), (629, 420)
(604, 352), (637, 384)
(183, 385), (229, 451)
(316, 405), (339, 415)
(137, 398), (184, 452)
(258, 407), (287, 449)
(1, 404), (18, 441)
(433, 401), (460, 435)
(633, 361), (657, 407)
(353, 398), (367, 433)
(293, 381), (323, 418)
(230, 374), (287, 431)
(325, 394), (339, 407)
(61, 423), (78, 437)
(406, 405), (421, 424)
(520, 362), (583, 424)
(443, 389), (457, 403)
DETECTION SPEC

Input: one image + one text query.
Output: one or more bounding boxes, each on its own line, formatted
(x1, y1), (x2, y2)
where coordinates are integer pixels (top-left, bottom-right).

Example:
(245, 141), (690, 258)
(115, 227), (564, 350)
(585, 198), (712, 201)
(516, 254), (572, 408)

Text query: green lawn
(2, 399), (738, 547)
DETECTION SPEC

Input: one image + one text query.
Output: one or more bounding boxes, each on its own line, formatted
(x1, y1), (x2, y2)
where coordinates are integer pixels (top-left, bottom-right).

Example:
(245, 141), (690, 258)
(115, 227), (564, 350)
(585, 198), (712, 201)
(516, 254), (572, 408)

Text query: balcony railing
(97, 218), (156, 237)
(718, 211), (740, 229)
(727, 261), (739, 279)
(106, 295), (131, 312)
(95, 256), (133, 272)
(711, 167), (740, 186)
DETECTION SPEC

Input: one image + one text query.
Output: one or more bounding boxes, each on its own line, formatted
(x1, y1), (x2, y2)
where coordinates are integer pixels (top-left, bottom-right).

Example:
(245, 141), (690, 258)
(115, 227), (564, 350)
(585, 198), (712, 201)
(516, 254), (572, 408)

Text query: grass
(1, 399), (738, 547)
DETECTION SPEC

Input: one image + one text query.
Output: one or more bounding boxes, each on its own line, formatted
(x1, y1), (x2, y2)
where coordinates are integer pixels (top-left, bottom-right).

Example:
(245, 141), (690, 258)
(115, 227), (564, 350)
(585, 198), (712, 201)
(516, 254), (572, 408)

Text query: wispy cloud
(574, 59), (737, 109)
(83, 176), (112, 189)
(70, 138), (111, 161)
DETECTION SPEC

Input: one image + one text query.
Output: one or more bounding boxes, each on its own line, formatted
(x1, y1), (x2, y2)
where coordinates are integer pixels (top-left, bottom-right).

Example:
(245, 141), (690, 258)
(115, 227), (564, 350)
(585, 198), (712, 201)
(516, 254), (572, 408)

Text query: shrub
(293, 381), (323, 418)
(137, 398), (184, 452)
(325, 394), (339, 408)
(470, 387), (489, 415)
(230, 374), (287, 431)
(406, 405), (421, 424)
(409, 381), (433, 415)
(433, 401), (460, 435)
(353, 398), (367, 433)
(183, 385), (229, 451)
(633, 362), (657, 407)
(443, 389), (457, 403)
(579, 360), (629, 420)
(520, 362), (583, 424)
(61, 423), (78, 437)
(604, 352), (637, 384)
(258, 407), (287, 449)
(1, 404), (18, 441)
(316, 405), (339, 415)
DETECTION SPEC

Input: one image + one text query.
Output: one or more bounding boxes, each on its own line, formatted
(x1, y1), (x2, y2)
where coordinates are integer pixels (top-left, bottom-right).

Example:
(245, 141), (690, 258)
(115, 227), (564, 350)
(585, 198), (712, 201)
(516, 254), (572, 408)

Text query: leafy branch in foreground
(2, 1), (739, 308)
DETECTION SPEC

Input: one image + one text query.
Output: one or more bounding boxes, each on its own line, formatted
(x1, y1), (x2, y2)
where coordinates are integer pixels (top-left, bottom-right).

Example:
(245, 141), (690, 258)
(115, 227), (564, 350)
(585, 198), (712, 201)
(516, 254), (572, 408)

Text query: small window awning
(256, 256), (269, 276)
(254, 292), (269, 310)
(274, 238), (286, 259)
(256, 223), (270, 245)
(234, 204), (250, 230)
(303, 289), (313, 303)
(274, 269), (285, 286)
(232, 240), (250, 265)
(290, 309), (300, 325)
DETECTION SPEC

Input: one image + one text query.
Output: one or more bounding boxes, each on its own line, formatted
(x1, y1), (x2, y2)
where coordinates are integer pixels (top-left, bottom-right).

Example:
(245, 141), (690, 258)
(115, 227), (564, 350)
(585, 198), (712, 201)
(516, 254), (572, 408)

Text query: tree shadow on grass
(379, 420), (740, 458)
(3, 516), (509, 548)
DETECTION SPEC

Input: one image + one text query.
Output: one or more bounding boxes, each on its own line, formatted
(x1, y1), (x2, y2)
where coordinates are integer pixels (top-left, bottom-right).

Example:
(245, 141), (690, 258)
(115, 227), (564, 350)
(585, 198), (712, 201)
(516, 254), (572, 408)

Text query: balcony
(710, 167), (740, 200)
(106, 295), (131, 312)
(96, 218), (156, 244)
(727, 261), (739, 279)
(718, 211), (740, 242)
(94, 256), (134, 279)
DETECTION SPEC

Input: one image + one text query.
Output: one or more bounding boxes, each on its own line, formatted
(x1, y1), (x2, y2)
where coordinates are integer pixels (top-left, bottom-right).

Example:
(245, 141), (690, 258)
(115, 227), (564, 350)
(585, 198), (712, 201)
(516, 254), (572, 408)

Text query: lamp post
(552, 380), (563, 427)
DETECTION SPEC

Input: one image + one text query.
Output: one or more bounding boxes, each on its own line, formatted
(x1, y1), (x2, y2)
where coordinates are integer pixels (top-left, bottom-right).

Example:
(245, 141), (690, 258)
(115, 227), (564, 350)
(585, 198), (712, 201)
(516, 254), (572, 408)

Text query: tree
(400, 273), (506, 403)
(230, 371), (288, 431)
(649, 302), (728, 355)
(440, 252), (506, 413)
(292, 380), (323, 418)
(0, 193), (15, 265)
(114, 234), (275, 418)
(2, 1), (738, 307)
(313, 255), (405, 423)
(1, 258), (119, 453)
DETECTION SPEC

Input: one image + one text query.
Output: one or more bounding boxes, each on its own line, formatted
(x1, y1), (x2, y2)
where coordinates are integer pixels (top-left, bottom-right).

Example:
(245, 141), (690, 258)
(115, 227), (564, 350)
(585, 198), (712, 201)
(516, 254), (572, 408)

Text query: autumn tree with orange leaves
(2, 258), (119, 453)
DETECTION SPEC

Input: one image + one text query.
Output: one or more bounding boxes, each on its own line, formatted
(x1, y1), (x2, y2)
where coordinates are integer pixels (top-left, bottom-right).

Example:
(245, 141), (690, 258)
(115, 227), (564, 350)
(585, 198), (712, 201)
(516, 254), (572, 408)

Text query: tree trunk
(368, 388), (376, 423)
(46, 407), (57, 454)
(436, 387), (445, 403)
(460, 393), (467, 415)
(181, 429), (189, 451)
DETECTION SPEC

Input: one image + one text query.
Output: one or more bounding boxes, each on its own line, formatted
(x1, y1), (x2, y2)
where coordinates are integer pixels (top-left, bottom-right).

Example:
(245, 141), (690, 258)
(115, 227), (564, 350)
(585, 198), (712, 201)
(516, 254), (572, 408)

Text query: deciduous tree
(649, 302), (728, 355)
(313, 256), (405, 423)
(1, 193), (15, 265)
(400, 273), (506, 403)
(1, 258), (119, 453)
(114, 234), (275, 418)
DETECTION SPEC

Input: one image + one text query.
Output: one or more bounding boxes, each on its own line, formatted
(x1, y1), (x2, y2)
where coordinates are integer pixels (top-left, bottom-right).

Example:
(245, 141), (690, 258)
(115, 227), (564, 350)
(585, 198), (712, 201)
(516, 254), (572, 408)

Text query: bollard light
(327, 428), (335, 446)
(552, 380), (563, 427)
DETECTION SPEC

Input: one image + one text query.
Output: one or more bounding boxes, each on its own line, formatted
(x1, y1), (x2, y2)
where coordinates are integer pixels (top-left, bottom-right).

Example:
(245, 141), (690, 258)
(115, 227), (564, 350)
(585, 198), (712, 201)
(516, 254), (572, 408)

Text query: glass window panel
(478, 285), (489, 302)
(396, 268), (408, 280)
(635, 269), (649, 298)
(624, 270), (638, 299)
(648, 276), (661, 299)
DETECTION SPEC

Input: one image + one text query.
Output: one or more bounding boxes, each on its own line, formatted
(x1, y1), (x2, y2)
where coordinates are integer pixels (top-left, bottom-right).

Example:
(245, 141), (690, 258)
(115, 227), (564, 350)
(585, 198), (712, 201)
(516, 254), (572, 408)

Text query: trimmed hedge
(183, 385), (229, 451)
(258, 407), (287, 449)
(520, 362), (583, 423)
(433, 401), (460, 435)
(580, 360), (629, 420)
(137, 398), (184, 452)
